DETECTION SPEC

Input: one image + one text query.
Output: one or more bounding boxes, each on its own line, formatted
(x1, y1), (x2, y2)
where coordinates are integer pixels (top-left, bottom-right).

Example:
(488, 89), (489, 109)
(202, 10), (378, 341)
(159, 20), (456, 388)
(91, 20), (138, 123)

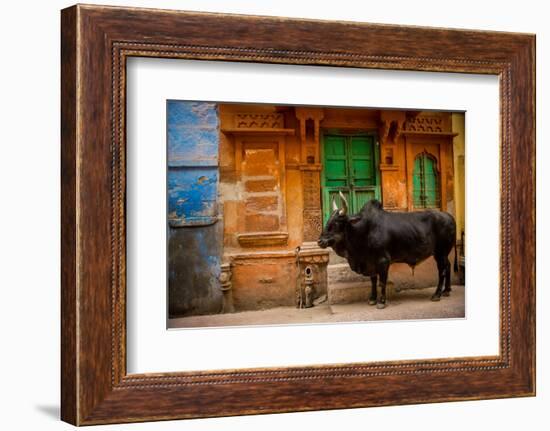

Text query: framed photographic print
(61, 4), (535, 425)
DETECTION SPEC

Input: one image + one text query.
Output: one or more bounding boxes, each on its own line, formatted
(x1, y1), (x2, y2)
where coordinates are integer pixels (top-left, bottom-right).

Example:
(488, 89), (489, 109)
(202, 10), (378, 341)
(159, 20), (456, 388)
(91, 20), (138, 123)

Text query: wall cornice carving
(235, 112), (284, 129)
(404, 115), (451, 133)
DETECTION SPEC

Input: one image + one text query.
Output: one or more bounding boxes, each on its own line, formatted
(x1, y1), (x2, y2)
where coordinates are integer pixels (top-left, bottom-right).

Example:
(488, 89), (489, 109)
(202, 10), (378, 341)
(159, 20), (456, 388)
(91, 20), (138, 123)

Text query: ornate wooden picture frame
(61, 4), (535, 425)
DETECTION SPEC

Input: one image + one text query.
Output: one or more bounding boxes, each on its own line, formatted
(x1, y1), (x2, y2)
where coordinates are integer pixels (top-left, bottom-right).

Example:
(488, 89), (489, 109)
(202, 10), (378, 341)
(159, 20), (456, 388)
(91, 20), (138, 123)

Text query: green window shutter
(423, 156), (439, 207)
(413, 152), (440, 209)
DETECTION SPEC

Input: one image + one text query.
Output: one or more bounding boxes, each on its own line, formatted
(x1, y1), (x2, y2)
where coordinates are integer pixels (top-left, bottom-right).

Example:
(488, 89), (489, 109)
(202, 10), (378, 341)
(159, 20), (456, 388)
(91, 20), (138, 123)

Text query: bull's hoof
(442, 290), (451, 297)
(431, 295), (441, 302)
(368, 298), (377, 306)
(376, 302), (386, 309)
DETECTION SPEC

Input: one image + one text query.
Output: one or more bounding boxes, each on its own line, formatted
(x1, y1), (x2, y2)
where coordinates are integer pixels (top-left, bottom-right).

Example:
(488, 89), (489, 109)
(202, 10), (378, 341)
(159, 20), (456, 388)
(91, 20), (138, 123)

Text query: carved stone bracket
(379, 119), (404, 144)
(379, 110), (407, 145)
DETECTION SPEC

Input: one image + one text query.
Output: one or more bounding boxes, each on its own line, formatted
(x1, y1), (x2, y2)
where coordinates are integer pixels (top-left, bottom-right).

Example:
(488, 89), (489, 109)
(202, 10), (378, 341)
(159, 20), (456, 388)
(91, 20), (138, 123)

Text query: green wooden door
(322, 134), (380, 223)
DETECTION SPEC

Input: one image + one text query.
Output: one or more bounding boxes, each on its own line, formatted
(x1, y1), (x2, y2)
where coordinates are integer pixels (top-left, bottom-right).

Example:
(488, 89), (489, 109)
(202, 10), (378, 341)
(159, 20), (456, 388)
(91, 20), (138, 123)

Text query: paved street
(169, 285), (465, 329)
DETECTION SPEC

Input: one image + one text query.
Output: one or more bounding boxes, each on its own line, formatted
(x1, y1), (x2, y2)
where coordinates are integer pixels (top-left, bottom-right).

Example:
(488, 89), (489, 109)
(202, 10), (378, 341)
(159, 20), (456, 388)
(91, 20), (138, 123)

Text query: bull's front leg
(368, 275), (377, 305)
(376, 258), (390, 309)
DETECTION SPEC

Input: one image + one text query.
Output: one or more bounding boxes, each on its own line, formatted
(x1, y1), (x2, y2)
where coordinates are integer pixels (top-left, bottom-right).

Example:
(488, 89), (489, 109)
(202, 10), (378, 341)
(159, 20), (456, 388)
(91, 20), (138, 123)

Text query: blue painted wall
(167, 101), (223, 317)
(167, 101), (219, 226)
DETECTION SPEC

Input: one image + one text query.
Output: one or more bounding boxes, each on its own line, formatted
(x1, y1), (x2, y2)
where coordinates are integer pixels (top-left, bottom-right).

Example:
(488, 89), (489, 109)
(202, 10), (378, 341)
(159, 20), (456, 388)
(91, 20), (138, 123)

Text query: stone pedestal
(296, 242), (329, 307)
(219, 262), (235, 313)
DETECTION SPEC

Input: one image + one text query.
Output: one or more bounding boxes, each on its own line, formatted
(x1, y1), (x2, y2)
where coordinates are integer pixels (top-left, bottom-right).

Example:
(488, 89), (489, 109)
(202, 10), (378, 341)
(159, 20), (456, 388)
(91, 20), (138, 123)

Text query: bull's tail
(454, 241), (459, 273)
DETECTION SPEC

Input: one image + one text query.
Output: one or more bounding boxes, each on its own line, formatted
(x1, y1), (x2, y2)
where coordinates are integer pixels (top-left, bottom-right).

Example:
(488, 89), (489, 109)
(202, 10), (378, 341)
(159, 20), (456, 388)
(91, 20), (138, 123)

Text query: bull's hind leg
(442, 258), (452, 296)
(368, 275), (377, 305)
(376, 260), (389, 309)
(431, 256), (446, 301)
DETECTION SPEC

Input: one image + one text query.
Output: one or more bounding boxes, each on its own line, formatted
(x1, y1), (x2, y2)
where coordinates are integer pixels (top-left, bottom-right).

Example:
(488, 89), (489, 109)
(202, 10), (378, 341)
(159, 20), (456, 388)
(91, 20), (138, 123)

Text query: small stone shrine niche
(295, 246), (329, 308)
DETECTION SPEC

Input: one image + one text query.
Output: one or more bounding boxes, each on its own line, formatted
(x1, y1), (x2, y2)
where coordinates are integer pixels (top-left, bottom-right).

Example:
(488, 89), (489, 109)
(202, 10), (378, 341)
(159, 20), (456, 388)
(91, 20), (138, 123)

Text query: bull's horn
(331, 197), (338, 212)
(338, 191), (348, 215)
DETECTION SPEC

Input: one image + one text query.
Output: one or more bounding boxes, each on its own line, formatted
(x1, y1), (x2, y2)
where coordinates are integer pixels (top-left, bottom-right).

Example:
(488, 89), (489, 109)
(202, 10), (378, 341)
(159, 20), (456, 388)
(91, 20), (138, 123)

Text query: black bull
(318, 193), (457, 309)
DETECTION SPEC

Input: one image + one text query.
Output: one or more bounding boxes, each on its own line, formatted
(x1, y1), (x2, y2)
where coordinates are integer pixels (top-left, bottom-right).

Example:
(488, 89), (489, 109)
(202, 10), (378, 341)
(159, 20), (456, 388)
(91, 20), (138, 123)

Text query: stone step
(327, 262), (369, 284)
(327, 248), (348, 265)
(328, 280), (398, 305)
(328, 281), (371, 305)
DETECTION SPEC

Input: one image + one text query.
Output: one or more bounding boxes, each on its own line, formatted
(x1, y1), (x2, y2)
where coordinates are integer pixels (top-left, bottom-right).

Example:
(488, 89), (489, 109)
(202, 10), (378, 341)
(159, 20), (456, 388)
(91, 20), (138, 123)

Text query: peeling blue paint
(167, 101), (219, 226)
(168, 167), (218, 226)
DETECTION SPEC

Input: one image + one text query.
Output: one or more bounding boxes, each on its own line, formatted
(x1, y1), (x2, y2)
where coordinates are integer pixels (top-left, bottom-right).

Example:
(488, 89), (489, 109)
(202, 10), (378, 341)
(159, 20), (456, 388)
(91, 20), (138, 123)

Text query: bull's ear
(349, 216), (361, 225)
